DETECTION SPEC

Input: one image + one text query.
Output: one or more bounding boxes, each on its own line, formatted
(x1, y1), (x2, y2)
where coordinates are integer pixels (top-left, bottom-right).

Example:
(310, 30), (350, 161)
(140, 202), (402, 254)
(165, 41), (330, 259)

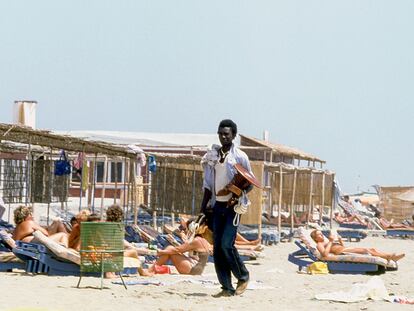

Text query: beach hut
(0, 123), (140, 224)
(238, 135), (334, 232)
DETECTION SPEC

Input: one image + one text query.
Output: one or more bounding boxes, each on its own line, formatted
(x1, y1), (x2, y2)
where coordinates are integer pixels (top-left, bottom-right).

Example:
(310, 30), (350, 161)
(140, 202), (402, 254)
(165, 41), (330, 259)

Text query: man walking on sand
(199, 119), (253, 297)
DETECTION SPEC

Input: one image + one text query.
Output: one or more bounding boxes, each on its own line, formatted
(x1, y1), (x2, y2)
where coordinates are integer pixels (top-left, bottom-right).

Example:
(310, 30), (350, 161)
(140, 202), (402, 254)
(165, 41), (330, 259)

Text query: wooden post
(122, 157), (128, 225)
(153, 210), (157, 229)
(191, 166), (196, 216)
(163, 165), (167, 219)
(132, 162), (139, 226)
(114, 160), (118, 204)
(87, 156), (96, 209)
(126, 159), (131, 218)
(320, 172), (326, 224)
(306, 171), (314, 228)
(329, 173), (335, 229)
(268, 172), (272, 219)
(92, 154), (99, 212)
(100, 156), (108, 220)
(47, 147), (53, 226)
(290, 169), (297, 231)
(171, 168), (177, 226)
(26, 136), (32, 207)
(278, 166), (283, 233)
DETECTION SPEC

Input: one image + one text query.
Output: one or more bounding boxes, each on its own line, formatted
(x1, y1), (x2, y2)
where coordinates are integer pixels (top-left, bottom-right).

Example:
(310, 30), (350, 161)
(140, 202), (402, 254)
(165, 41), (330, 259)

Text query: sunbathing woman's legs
(387, 223), (410, 229)
(341, 247), (405, 261)
(235, 233), (260, 246)
(48, 232), (68, 248)
(347, 215), (367, 226)
(48, 220), (68, 235)
(147, 246), (193, 275)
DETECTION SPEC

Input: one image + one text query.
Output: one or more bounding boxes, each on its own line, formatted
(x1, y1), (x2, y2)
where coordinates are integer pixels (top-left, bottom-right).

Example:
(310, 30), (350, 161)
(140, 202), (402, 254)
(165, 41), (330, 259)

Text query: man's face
(217, 126), (235, 147)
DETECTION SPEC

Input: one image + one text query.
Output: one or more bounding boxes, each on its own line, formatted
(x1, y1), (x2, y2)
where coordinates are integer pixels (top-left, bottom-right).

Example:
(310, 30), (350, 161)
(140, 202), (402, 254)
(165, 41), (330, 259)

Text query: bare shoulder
(19, 220), (34, 229)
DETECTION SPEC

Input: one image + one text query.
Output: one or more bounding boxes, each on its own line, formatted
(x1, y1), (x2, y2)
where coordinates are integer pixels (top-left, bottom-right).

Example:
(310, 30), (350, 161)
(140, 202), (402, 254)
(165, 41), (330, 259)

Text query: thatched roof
(240, 135), (325, 163)
(0, 123), (136, 158)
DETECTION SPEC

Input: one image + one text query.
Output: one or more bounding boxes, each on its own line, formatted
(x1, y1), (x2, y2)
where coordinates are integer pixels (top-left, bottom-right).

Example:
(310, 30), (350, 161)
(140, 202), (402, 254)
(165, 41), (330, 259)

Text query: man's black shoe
(212, 290), (235, 298)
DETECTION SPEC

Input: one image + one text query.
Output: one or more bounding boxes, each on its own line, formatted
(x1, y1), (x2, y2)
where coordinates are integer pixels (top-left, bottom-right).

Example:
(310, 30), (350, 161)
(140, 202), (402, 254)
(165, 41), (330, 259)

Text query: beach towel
(32, 230), (80, 264)
(307, 262), (329, 275)
(315, 276), (389, 303)
(315, 276), (414, 304)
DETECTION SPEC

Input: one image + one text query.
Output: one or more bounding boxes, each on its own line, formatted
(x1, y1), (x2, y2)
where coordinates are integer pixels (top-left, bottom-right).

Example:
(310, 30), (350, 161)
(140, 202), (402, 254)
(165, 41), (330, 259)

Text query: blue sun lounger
(386, 229), (414, 237)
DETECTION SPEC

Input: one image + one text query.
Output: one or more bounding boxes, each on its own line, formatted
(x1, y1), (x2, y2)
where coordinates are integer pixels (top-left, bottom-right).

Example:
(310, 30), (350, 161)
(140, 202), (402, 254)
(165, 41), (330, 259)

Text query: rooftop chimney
(263, 130), (269, 142)
(13, 101), (37, 129)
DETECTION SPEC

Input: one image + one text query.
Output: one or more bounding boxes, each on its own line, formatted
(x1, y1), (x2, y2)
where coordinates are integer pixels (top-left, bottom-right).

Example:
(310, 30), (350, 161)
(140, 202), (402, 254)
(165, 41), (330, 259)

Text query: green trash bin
(77, 222), (126, 289)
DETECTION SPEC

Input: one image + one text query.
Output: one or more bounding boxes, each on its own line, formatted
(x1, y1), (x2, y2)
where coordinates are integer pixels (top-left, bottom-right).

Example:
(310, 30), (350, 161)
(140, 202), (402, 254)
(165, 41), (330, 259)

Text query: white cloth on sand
(315, 276), (392, 303)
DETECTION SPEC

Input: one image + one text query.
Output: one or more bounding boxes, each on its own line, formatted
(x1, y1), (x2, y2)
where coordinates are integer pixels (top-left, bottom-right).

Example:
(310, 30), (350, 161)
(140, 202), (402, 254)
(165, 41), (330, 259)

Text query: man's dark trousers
(213, 201), (249, 293)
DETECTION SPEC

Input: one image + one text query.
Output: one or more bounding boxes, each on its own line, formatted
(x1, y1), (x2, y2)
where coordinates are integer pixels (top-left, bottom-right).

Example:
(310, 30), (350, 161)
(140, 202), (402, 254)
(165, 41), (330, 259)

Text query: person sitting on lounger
(310, 229), (405, 262)
(374, 211), (411, 229)
(105, 204), (152, 277)
(146, 224), (212, 275)
(179, 217), (262, 251)
(68, 209), (91, 251)
(12, 205), (68, 247)
(105, 204), (152, 257)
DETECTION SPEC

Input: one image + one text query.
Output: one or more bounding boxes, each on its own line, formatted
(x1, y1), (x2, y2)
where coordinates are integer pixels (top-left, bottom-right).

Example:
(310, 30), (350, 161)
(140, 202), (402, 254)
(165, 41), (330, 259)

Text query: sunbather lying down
(374, 211), (413, 229)
(310, 229), (405, 262)
(12, 206), (68, 247)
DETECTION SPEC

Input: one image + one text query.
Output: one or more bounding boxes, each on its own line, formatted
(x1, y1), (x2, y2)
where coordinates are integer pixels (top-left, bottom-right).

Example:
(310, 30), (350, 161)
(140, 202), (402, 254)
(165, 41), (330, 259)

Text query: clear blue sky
(1, 1), (413, 193)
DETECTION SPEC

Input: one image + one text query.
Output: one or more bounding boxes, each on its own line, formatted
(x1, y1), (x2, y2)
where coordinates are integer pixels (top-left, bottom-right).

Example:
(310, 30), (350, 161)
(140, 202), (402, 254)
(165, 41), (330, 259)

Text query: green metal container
(79, 222), (124, 273)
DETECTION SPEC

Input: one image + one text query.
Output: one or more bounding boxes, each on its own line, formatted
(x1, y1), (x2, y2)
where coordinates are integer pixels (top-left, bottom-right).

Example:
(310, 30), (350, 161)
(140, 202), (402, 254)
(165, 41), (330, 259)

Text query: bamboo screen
(267, 167), (334, 217)
(150, 158), (203, 216)
(0, 158), (69, 204)
(30, 159), (69, 203)
(0, 159), (28, 204)
(379, 187), (414, 222)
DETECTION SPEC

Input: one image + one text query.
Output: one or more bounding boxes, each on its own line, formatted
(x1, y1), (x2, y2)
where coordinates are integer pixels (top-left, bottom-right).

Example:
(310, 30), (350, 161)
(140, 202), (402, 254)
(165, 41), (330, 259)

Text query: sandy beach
(1, 236), (413, 311)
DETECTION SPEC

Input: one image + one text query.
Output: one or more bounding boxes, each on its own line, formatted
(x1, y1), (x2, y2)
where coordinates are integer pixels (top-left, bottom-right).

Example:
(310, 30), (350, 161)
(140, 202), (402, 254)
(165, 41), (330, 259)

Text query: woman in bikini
(146, 224), (212, 275)
(310, 229), (405, 262)
(12, 205), (68, 247)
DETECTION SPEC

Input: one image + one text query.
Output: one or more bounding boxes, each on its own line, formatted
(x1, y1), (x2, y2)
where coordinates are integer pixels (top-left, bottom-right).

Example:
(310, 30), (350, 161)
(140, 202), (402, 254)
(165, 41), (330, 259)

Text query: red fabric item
(154, 265), (171, 274)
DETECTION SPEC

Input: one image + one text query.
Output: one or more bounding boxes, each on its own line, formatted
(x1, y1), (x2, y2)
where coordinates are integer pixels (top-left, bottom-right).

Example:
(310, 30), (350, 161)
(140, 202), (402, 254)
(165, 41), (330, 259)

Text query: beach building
(1, 110), (335, 230)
